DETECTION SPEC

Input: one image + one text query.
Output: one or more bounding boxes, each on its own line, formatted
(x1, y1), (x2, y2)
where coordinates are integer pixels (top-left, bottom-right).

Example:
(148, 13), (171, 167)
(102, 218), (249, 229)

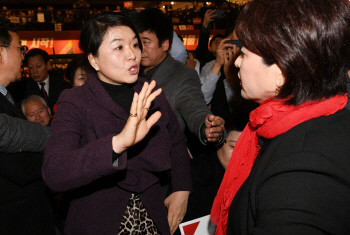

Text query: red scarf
(211, 94), (347, 235)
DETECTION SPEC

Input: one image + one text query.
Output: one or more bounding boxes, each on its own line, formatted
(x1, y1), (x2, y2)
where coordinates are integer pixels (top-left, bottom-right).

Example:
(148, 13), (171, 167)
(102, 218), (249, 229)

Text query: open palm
(112, 80), (162, 153)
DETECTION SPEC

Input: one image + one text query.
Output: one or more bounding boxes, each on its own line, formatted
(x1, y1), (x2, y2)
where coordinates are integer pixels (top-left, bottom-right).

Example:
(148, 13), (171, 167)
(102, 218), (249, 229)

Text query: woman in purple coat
(42, 12), (191, 235)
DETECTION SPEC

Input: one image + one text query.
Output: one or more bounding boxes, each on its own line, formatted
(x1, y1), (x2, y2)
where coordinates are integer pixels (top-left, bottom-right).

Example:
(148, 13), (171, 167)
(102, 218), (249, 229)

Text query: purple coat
(42, 73), (192, 235)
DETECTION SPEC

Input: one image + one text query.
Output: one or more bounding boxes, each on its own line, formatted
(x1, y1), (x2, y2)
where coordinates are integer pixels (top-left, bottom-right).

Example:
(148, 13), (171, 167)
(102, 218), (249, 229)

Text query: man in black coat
(0, 19), (55, 234)
(10, 48), (71, 113)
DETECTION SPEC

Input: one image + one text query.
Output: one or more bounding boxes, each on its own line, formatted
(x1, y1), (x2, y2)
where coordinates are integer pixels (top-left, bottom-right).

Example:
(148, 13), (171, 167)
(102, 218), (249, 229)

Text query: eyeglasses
(0, 45), (28, 57)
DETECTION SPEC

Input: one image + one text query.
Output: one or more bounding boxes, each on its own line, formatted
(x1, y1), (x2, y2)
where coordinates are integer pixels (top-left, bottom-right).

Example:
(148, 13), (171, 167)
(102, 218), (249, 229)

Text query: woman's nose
(235, 55), (242, 68)
(127, 48), (136, 61)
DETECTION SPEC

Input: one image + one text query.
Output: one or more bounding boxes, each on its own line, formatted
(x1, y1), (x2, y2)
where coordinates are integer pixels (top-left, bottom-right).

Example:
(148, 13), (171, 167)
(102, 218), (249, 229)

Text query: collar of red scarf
(211, 94), (348, 235)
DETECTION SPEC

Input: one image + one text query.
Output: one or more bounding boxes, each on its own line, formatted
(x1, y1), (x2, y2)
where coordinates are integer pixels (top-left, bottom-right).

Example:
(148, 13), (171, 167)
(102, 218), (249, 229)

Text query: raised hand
(203, 9), (216, 28)
(211, 38), (237, 75)
(112, 80), (162, 153)
(224, 44), (240, 82)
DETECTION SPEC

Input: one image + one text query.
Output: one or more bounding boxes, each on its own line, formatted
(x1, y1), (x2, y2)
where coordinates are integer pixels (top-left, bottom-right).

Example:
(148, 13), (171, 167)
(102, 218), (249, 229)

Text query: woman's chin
(127, 75), (139, 84)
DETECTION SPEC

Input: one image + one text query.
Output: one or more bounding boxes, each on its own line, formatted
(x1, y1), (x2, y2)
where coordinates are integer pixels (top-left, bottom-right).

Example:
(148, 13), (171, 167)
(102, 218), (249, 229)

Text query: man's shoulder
(13, 78), (36, 87)
(164, 55), (192, 69)
(160, 55), (199, 78)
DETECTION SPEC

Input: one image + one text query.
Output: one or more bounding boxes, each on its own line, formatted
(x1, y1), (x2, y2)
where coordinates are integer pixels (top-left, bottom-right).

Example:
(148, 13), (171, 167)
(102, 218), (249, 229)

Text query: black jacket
(227, 109), (350, 235)
(10, 74), (71, 112)
(0, 93), (55, 234)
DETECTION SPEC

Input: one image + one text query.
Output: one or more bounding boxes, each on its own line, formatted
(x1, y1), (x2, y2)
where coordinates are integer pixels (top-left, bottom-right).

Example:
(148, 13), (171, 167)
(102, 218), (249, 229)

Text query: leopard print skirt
(118, 193), (161, 235)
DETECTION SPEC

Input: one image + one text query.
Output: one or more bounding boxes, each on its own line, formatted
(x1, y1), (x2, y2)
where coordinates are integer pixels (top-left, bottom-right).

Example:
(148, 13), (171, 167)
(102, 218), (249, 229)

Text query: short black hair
(79, 12), (142, 71)
(25, 48), (50, 64)
(0, 19), (17, 46)
(236, 0), (350, 105)
(134, 8), (173, 49)
(209, 34), (224, 46)
(224, 112), (249, 134)
(65, 55), (85, 84)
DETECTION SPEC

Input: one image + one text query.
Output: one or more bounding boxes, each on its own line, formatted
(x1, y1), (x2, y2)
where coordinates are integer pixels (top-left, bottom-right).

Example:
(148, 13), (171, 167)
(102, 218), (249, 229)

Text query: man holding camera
(195, 9), (225, 65)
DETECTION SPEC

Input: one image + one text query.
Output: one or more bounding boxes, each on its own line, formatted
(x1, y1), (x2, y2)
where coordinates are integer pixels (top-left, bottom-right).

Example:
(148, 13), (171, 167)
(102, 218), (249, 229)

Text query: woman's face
(235, 47), (284, 104)
(89, 26), (141, 85)
(217, 130), (242, 169)
(73, 67), (87, 87)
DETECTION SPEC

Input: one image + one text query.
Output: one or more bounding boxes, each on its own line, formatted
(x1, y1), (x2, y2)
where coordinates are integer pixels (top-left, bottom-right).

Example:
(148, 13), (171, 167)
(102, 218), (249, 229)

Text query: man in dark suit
(135, 8), (225, 147)
(10, 48), (71, 112)
(0, 19), (55, 234)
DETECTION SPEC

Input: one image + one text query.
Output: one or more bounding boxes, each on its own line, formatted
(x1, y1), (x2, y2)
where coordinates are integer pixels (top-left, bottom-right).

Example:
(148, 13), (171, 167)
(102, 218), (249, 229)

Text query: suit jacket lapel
(27, 78), (41, 97)
(0, 94), (25, 118)
(48, 77), (56, 105)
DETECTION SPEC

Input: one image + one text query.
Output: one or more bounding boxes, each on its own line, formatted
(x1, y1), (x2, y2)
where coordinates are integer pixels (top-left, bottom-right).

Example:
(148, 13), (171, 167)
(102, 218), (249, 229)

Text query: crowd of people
(1, 1), (243, 31)
(1, 0), (350, 234)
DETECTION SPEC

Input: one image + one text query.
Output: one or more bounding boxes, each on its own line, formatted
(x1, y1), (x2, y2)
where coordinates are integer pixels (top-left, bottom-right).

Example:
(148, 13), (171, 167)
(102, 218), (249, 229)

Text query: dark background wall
(0, 1), (161, 10)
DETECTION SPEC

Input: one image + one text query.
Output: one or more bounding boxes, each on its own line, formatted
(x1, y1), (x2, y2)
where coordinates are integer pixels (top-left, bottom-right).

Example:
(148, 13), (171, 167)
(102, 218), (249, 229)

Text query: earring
(275, 86), (281, 97)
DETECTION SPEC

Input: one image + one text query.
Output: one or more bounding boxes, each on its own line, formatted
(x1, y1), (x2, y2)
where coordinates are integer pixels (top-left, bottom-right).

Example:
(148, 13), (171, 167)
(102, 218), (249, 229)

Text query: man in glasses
(0, 44), (27, 57)
(10, 48), (71, 113)
(0, 19), (56, 234)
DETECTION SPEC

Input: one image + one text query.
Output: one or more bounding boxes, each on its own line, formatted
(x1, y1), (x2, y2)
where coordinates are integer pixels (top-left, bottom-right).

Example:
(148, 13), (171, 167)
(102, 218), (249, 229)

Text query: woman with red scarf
(211, 0), (350, 234)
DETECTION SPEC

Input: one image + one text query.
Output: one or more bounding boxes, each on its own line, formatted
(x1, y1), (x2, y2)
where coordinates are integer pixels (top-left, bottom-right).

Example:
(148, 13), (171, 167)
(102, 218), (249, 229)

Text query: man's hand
(205, 114), (225, 142)
(203, 9), (217, 28)
(211, 38), (233, 75)
(224, 44), (240, 82)
(164, 191), (190, 234)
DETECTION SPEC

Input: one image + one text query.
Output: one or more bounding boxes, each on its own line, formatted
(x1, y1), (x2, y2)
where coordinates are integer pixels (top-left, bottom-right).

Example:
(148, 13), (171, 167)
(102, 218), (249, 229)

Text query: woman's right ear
(88, 53), (99, 71)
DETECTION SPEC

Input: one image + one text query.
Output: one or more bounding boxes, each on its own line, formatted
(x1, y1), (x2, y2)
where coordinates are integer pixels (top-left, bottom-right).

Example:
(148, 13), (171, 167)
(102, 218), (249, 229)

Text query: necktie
(5, 92), (14, 105)
(40, 82), (49, 104)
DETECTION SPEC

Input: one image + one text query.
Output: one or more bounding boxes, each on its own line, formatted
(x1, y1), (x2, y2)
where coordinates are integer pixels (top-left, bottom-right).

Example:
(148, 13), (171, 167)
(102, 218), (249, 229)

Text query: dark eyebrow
(132, 35), (138, 41)
(110, 35), (138, 44)
(110, 38), (122, 44)
(141, 37), (151, 41)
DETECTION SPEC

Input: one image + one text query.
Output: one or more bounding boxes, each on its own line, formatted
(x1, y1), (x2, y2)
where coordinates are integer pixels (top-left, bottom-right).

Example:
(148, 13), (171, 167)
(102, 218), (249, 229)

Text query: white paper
(179, 215), (216, 235)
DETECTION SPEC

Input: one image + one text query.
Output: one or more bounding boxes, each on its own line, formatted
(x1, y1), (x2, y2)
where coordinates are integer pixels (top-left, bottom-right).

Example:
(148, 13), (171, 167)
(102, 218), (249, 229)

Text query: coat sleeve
(42, 90), (127, 192)
(174, 67), (211, 140)
(165, 95), (192, 192)
(0, 113), (50, 153)
(199, 60), (221, 104)
(195, 26), (211, 63)
(252, 151), (350, 235)
(169, 31), (188, 64)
